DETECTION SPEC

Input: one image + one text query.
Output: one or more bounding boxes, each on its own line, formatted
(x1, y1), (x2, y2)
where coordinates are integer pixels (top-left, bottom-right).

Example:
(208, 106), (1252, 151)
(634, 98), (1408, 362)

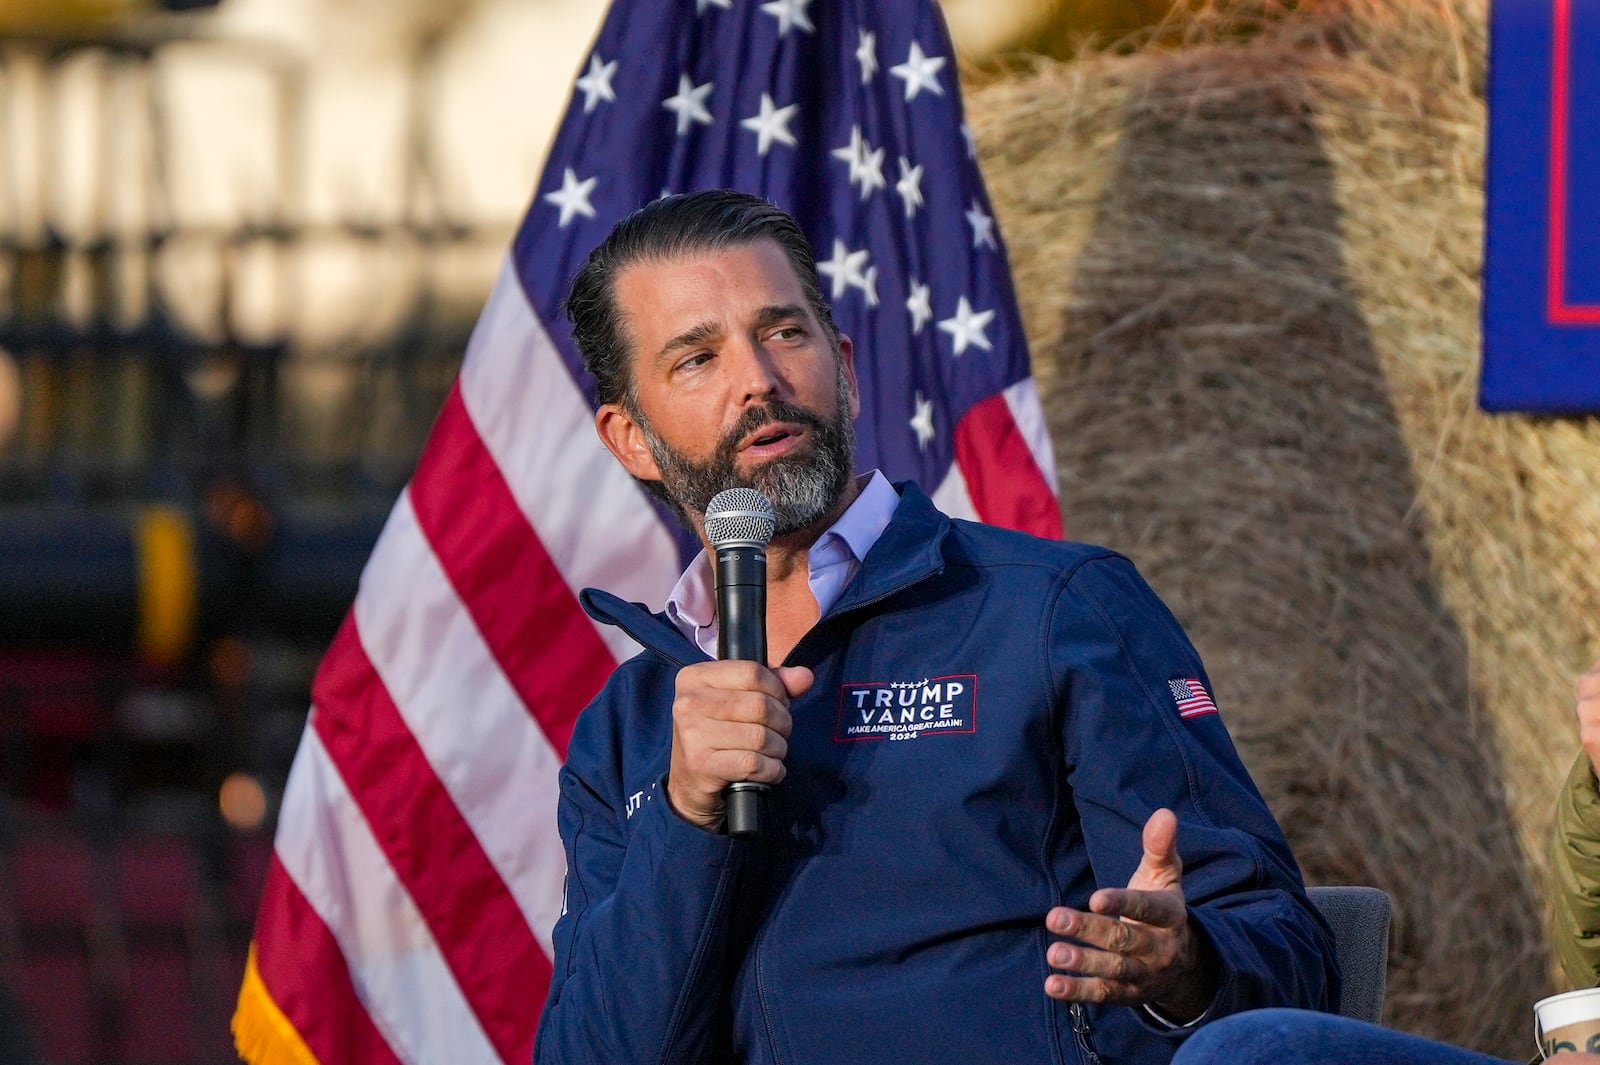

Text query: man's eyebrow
(655, 305), (809, 363)
(752, 304), (809, 329)
(657, 320), (721, 363)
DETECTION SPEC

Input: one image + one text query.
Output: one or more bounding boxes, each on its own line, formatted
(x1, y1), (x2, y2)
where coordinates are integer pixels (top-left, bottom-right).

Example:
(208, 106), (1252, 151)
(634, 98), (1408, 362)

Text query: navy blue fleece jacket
(533, 482), (1336, 1065)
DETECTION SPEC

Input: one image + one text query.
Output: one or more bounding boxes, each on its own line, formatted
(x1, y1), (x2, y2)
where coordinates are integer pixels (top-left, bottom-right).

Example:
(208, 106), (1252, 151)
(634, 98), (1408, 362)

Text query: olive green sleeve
(1553, 749), (1600, 988)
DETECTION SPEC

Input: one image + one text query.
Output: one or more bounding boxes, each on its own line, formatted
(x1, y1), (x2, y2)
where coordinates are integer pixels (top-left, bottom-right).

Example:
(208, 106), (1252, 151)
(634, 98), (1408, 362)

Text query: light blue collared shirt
(665, 471), (900, 657)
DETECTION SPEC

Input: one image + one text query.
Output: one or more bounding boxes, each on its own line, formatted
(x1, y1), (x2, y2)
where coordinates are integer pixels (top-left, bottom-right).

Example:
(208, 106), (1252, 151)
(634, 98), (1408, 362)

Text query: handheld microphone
(703, 487), (777, 840)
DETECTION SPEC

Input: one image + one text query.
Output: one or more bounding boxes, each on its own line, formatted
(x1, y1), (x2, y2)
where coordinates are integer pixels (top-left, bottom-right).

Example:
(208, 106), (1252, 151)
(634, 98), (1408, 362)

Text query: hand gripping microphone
(703, 487), (777, 840)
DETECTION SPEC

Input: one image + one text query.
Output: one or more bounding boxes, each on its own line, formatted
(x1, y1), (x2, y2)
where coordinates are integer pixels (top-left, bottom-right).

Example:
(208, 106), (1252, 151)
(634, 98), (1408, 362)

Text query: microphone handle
(716, 546), (768, 839)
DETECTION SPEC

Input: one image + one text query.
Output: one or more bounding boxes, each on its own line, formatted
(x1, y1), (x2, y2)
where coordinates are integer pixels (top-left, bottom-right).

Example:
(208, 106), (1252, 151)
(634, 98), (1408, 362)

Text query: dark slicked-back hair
(564, 189), (840, 410)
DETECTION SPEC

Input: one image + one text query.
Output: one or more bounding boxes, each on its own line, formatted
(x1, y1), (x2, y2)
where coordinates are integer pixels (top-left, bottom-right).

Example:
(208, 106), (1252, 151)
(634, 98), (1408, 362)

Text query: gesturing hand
(667, 660), (813, 831)
(1043, 808), (1219, 1022)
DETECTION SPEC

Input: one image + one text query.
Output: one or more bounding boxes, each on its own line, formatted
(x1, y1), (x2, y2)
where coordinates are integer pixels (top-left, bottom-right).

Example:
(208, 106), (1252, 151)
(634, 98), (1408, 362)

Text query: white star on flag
(831, 126), (886, 200)
(761, 0), (815, 35)
(965, 199), (998, 250)
(856, 143), (887, 199)
(663, 73), (716, 135)
(817, 238), (875, 303)
(962, 121), (978, 159)
(938, 295), (995, 355)
(543, 167), (598, 227)
(895, 157), (925, 218)
(741, 93), (800, 156)
(890, 41), (947, 101)
(856, 30), (879, 83)
(696, 0), (731, 11)
(910, 392), (936, 448)
(831, 126), (864, 173)
(906, 280), (933, 334)
(859, 264), (880, 307)
(575, 55), (618, 114)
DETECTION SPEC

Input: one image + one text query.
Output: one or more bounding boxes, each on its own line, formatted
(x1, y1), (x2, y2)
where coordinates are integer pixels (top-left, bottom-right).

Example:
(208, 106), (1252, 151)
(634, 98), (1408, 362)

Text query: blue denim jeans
(1172, 1009), (1520, 1065)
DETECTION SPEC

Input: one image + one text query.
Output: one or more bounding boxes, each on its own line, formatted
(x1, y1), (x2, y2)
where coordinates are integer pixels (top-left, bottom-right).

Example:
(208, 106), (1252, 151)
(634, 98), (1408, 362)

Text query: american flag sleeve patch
(1168, 677), (1220, 719)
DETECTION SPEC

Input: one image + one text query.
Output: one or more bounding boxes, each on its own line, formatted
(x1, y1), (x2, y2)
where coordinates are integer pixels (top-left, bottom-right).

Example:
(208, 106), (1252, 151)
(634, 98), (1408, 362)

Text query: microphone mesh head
(704, 487), (776, 548)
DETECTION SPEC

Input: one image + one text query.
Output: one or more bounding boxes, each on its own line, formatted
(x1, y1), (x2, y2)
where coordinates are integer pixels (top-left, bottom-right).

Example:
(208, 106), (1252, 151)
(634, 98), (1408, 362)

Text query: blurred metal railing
(0, 16), (516, 657)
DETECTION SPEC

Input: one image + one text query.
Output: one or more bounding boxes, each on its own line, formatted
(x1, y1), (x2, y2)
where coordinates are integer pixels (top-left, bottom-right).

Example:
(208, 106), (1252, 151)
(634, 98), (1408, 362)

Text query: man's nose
(730, 338), (785, 404)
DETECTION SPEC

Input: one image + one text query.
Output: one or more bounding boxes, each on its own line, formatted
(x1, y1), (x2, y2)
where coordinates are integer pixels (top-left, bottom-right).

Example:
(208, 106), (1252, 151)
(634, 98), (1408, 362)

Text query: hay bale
(965, 1), (1600, 1055)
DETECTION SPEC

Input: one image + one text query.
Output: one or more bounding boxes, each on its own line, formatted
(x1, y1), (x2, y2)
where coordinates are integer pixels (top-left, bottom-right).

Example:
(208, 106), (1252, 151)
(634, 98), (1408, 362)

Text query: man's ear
(595, 402), (662, 482)
(837, 334), (862, 419)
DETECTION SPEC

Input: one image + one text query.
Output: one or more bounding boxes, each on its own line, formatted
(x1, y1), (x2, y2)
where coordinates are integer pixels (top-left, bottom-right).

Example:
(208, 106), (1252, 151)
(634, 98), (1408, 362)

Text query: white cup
(1535, 987), (1600, 1059)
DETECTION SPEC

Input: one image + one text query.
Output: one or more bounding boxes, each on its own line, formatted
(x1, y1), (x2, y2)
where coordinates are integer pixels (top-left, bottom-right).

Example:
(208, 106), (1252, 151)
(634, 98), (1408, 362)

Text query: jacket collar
(579, 480), (950, 663)
(579, 586), (704, 667)
(829, 480), (948, 615)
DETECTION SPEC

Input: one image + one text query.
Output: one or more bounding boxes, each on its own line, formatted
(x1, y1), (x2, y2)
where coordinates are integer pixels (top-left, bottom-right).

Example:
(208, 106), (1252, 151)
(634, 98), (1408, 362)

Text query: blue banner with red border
(1482, 0), (1600, 412)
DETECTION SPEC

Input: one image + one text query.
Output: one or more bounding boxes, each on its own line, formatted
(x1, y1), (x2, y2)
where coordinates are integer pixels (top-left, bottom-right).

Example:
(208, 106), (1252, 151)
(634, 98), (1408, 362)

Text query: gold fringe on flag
(232, 944), (322, 1065)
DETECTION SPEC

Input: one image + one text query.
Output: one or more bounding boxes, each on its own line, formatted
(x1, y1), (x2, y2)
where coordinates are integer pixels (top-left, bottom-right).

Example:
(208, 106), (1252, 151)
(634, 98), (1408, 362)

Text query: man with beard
(532, 190), (1338, 1065)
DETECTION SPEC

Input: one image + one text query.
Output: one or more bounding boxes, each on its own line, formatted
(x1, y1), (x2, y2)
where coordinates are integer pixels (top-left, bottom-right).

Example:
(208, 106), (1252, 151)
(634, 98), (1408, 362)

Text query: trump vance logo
(834, 675), (978, 742)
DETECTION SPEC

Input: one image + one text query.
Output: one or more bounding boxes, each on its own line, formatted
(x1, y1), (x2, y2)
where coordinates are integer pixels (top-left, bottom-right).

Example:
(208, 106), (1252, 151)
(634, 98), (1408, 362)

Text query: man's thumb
(776, 665), (815, 698)
(1130, 808), (1183, 890)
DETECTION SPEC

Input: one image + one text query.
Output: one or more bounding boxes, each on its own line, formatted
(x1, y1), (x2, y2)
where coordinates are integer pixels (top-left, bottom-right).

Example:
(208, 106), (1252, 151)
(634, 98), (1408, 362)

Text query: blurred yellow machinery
(0, 0), (215, 34)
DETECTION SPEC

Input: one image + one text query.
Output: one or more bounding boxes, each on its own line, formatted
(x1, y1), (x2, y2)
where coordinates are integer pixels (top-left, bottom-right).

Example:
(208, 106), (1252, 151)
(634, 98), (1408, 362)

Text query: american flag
(1169, 677), (1221, 720)
(233, 0), (1059, 1061)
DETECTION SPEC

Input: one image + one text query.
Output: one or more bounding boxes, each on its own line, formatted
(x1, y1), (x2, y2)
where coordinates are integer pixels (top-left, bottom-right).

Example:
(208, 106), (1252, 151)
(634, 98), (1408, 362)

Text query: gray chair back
(1306, 885), (1392, 1024)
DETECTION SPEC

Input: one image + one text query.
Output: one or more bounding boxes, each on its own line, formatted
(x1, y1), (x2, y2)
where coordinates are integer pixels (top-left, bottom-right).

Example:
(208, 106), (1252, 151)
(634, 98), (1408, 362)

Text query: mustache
(716, 398), (829, 456)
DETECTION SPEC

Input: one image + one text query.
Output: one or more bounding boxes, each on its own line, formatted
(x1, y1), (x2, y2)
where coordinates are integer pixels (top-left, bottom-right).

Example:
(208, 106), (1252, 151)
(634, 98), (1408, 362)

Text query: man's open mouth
(741, 423), (805, 451)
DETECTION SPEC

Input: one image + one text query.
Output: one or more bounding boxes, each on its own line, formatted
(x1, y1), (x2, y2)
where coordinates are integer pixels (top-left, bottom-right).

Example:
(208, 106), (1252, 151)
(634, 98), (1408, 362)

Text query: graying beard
(641, 368), (856, 536)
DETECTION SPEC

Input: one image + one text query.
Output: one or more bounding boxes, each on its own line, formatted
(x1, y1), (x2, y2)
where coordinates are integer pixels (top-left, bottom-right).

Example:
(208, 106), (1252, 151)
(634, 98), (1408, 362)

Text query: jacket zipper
(749, 561), (946, 1059)
(753, 935), (782, 1064)
(749, 808), (804, 1065)
(782, 564), (944, 666)
(1069, 1004), (1103, 1065)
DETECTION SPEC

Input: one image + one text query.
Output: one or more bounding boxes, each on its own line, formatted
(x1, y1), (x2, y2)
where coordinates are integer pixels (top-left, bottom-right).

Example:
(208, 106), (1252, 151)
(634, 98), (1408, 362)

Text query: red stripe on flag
(953, 392), (1063, 539)
(410, 384), (617, 757)
(253, 855), (405, 1065)
(313, 617), (551, 1065)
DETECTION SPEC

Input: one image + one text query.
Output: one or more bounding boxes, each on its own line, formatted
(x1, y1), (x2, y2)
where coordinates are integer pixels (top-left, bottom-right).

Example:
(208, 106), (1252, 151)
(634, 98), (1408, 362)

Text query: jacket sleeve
(532, 693), (744, 1065)
(1553, 749), (1600, 989)
(1049, 555), (1340, 1030)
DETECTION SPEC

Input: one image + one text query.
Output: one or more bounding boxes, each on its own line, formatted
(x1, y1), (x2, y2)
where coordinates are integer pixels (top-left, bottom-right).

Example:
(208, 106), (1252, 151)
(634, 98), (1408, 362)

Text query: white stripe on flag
(931, 458), (981, 523)
(276, 726), (500, 1065)
(1003, 377), (1056, 490)
(460, 261), (681, 657)
(353, 494), (567, 957)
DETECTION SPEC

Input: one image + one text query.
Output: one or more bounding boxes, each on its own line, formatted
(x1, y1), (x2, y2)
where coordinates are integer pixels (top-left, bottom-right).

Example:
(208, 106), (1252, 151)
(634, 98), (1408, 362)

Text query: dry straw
(965, 0), (1600, 1054)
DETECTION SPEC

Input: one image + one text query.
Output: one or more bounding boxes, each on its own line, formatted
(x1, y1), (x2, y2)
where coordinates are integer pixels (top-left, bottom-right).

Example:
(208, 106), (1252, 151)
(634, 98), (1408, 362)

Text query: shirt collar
(812, 469), (898, 572)
(664, 470), (899, 643)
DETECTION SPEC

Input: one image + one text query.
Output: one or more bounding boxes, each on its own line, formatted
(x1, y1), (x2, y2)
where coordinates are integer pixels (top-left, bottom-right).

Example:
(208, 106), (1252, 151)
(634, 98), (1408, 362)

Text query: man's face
(639, 364), (857, 536)
(595, 239), (861, 536)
